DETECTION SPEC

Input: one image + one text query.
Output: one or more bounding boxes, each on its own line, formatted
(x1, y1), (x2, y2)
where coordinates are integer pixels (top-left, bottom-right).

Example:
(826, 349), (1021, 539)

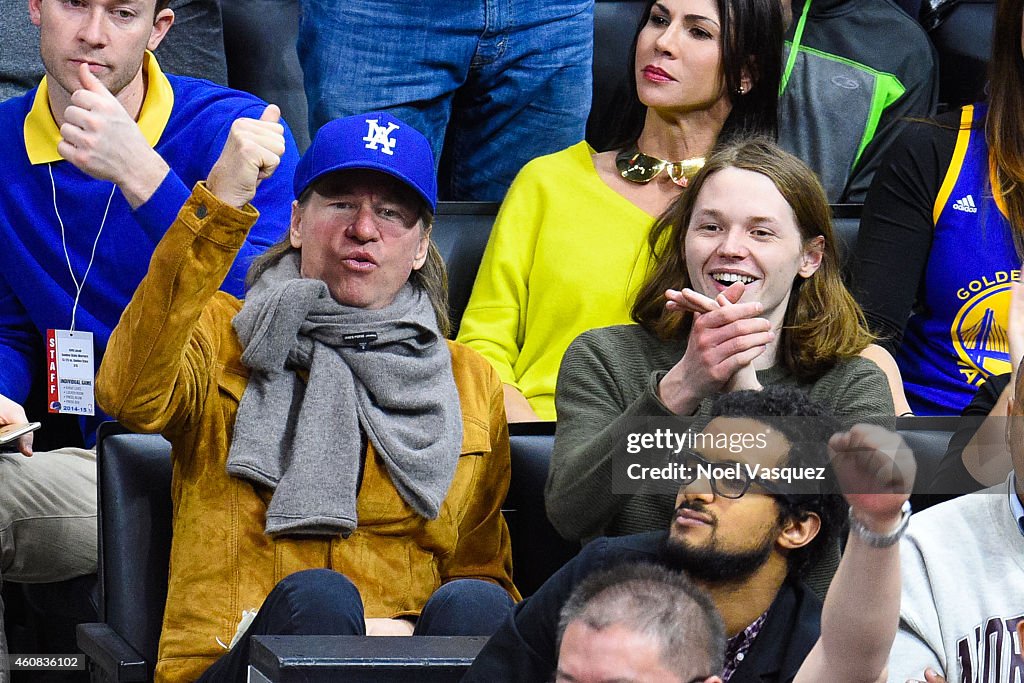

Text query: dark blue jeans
(197, 569), (514, 682)
(297, 0), (594, 201)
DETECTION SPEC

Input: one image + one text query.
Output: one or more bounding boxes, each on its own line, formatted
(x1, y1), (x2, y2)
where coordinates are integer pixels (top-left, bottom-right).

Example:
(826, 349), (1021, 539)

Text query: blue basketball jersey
(898, 104), (1016, 415)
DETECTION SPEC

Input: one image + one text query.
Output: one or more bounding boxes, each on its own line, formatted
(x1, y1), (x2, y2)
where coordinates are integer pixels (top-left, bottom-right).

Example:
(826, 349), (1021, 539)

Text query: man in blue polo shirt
(0, 0), (298, 671)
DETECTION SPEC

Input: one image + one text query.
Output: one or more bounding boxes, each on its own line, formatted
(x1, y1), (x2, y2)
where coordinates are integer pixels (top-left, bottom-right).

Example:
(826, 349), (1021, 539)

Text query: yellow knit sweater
(457, 141), (655, 420)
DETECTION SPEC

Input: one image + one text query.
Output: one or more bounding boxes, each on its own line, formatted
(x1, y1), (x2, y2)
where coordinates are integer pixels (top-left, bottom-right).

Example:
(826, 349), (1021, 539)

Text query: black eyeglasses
(677, 450), (789, 500)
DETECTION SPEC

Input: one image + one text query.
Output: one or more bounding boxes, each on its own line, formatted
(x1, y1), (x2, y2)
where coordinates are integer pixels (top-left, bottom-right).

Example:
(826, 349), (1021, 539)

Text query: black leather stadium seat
(77, 424), (172, 682)
(895, 415), (958, 513)
(896, 416), (957, 487)
(926, 0), (995, 111)
(77, 425), (578, 680)
(505, 425), (581, 597)
(432, 202), (500, 337)
(830, 203), (862, 284)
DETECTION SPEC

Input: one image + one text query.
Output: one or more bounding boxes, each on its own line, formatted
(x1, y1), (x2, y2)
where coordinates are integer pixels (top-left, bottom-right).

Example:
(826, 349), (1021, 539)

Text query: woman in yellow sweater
(457, 0), (785, 421)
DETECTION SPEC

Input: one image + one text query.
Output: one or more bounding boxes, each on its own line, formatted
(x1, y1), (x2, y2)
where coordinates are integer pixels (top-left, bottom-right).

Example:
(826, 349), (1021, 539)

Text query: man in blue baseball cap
(95, 112), (519, 683)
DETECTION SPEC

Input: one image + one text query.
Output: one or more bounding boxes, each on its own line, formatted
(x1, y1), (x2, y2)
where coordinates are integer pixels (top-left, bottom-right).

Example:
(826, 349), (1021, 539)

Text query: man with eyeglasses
(464, 386), (914, 683)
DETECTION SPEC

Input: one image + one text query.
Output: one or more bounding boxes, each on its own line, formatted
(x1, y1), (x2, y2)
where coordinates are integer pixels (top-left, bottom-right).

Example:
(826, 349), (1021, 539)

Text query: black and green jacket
(778, 0), (938, 203)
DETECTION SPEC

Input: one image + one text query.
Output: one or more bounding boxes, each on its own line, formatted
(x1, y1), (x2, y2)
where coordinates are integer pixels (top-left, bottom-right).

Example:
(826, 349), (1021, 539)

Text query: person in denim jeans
(297, 0), (593, 201)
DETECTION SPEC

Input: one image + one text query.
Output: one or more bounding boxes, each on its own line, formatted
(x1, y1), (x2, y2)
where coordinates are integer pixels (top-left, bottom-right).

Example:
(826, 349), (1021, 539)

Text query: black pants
(198, 569), (514, 682)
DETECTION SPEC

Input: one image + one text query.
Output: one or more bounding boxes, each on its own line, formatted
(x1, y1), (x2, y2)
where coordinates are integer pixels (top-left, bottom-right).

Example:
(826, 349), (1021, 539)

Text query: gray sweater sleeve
(545, 328), (675, 542)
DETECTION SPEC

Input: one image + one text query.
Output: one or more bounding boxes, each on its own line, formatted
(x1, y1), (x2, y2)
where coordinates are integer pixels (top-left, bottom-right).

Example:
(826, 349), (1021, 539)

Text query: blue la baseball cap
(292, 112), (437, 212)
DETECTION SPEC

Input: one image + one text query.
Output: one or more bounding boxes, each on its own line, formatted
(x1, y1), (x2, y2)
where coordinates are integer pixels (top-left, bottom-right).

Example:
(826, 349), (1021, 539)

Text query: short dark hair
(557, 562), (725, 678)
(155, 0), (171, 14)
(604, 0), (784, 151)
(708, 387), (848, 579)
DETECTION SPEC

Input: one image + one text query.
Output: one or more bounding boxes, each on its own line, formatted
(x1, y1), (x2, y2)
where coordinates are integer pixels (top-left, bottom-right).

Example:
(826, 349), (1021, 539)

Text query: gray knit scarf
(226, 251), (462, 536)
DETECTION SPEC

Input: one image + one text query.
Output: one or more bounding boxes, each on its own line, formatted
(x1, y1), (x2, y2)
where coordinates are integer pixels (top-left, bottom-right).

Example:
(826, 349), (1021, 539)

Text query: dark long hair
(604, 0), (783, 152)
(987, 0), (1024, 254)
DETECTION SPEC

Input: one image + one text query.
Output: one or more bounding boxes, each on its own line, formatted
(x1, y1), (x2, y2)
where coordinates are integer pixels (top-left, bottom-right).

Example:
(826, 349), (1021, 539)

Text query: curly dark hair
(708, 386), (847, 579)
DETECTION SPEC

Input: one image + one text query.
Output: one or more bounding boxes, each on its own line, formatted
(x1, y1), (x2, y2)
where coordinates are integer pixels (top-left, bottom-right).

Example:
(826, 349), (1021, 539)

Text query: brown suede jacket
(96, 183), (519, 683)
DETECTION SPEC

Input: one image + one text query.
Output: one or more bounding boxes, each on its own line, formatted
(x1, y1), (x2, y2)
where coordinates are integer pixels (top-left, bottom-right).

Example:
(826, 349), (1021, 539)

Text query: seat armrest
(76, 623), (148, 682)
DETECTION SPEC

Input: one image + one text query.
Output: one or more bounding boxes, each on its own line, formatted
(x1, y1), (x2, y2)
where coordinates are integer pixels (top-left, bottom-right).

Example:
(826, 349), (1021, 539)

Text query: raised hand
(658, 281), (773, 415)
(206, 105), (286, 208)
(829, 424), (915, 532)
(57, 62), (170, 208)
(678, 283), (764, 393)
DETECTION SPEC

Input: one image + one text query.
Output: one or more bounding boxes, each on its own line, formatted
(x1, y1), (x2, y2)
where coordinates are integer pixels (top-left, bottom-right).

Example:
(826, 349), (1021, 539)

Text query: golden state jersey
(898, 104), (1015, 415)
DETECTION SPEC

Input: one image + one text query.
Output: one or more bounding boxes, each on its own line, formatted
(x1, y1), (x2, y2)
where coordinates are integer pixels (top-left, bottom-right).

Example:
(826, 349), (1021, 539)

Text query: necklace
(615, 147), (706, 187)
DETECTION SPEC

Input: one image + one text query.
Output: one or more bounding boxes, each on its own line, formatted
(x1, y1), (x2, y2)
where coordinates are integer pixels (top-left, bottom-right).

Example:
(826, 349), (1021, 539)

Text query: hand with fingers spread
(829, 424), (915, 532)
(0, 393), (33, 457)
(57, 63), (170, 208)
(658, 280), (773, 414)
(206, 105), (287, 208)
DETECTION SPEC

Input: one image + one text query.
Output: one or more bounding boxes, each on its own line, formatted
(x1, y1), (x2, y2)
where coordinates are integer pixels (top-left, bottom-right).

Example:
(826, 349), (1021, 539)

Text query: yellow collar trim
(24, 51), (175, 165)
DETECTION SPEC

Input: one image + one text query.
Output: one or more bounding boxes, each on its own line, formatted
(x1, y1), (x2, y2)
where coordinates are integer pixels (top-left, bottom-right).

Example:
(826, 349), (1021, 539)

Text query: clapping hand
(657, 281), (771, 414)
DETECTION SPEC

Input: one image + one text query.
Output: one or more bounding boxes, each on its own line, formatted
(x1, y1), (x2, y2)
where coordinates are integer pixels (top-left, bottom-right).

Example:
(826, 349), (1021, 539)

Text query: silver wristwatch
(847, 500), (912, 548)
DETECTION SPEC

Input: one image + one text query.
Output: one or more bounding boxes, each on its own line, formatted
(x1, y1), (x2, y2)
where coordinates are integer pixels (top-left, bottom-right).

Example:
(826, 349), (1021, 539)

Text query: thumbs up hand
(58, 62), (170, 208)
(206, 105), (287, 208)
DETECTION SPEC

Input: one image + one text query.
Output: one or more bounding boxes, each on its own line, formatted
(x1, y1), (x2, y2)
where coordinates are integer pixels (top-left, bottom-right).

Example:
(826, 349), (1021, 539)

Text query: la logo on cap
(363, 118), (400, 156)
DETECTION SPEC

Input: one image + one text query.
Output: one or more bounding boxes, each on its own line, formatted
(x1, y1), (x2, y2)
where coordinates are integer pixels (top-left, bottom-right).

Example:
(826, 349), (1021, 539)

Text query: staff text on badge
(46, 329), (95, 416)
